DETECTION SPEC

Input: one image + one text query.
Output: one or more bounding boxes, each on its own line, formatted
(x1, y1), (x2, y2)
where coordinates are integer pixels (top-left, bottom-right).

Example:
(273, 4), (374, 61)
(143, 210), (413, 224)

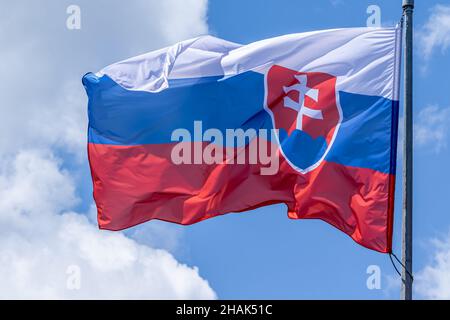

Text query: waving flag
(83, 27), (401, 253)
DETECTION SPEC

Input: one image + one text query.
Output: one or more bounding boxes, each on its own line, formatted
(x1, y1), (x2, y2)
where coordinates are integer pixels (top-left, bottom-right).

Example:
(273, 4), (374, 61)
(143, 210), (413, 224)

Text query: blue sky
(1, 0), (450, 299)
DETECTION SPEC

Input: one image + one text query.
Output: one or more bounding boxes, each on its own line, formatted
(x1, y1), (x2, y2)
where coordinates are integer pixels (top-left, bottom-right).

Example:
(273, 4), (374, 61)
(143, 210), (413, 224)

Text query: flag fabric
(83, 27), (401, 253)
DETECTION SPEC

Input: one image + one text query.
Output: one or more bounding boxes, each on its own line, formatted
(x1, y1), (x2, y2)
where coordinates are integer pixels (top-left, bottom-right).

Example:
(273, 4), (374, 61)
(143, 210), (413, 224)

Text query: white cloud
(0, 150), (215, 299)
(414, 105), (450, 153)
(157, 0), (208, 44)
(124, 221), (183, 253)
(382, 273), (401, 298)
(416, 232), (450, 299)
(329, 0), (343, 7)
(417, 4), (450, 61)
(0, 1), (215, 298)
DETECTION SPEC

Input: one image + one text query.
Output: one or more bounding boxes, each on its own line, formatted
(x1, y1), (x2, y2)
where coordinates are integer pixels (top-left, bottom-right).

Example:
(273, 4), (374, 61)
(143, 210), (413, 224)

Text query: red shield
(265, 65), (342, 173)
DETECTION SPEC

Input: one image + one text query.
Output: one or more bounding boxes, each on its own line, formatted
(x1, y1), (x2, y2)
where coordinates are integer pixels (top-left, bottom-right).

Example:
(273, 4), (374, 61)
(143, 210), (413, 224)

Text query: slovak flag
(83, 27), (401, 253)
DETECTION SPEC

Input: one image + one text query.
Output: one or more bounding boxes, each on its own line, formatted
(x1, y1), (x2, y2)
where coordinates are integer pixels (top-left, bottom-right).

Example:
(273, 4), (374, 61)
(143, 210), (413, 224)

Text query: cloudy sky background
(0, 0), (449, 299)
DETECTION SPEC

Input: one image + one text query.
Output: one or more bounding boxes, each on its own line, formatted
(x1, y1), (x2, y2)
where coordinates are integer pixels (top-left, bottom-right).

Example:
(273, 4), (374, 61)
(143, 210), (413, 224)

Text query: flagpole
(401, 0), (414, 300)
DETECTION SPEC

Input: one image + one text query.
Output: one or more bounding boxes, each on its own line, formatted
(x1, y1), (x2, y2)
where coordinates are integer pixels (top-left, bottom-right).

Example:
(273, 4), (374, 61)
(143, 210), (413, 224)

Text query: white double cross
(283, 74), (322, 131)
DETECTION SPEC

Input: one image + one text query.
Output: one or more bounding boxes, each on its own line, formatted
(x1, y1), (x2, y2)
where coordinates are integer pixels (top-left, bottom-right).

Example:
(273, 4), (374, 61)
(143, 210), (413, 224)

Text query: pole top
(402, 0), (414, 8)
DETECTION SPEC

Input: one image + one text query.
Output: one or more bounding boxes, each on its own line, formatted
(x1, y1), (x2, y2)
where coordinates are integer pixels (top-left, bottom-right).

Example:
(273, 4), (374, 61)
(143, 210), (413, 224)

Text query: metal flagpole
(401, 0), (414, 300)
